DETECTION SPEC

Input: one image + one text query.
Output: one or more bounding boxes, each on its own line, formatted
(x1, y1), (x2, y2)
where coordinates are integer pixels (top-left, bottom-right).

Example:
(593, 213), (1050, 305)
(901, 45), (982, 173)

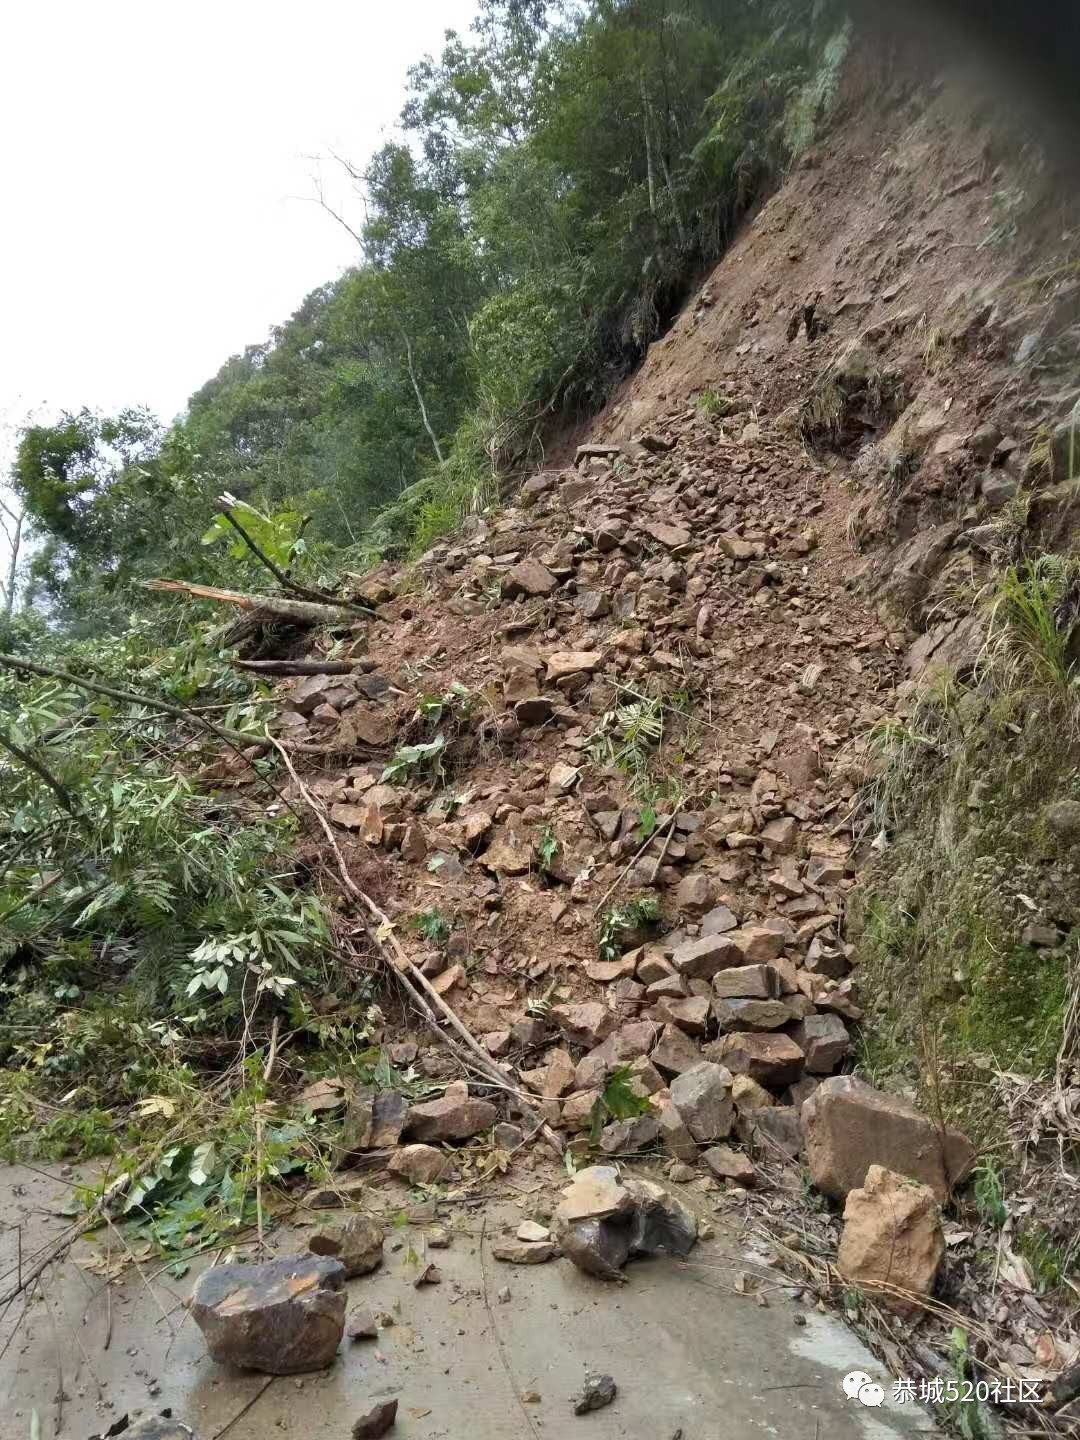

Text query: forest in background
(4, 0), (847, 638)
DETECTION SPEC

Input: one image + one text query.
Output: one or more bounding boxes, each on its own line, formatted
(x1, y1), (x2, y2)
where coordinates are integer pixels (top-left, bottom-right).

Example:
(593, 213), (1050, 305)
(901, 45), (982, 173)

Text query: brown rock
(712, 965), (781, 1000)
(515, 696), (554, 725)
(709, 1033), (804, 1087)
(556, 1165), (634, 1224)
(561, 1088), (602, 1131)
(671, 934), (741, 979)
(702, 904), (739, 935)
(741, 1105), (803, 1161)
(480, 828), (533, 875)
(388, 1145), (450, 1185)
(405, 1081), (496, 1143)
(637, 947), (674, 983)
(731, 1075), (773, 1111)
(837, 1165), (944, 1316)
(730, 926), (787, 963)
(521, 1048), (576, 1098)
(656, 1096), (698, 1162)
(599, 1112), (661, 1154)
(557, 1218), (630, 1281)
(669, 1062), (734, 1142)
(309, 1214), (385, 1278)
(546, 649), (603, 682)
(792, 1014), (850, 1074)
(551, 1002), (616, 1048)
(492, 1238), (557, 1264)
(650, 1023), (702, 1076)
(346, 1306), (378, 1341)
(760, 817), (797, 854)
(504, 558), (558, 598)
(711, 997), (792, 1031)
(642, 520), (691, 548)
(352, 1399), (398, 1439)
(701, 1145), (756, 1186)
(675, 872), (715, 913)
(586, 953), (640, 983)
(802, 1076), (974, 1202)
(658, 995), (711, 1035)
(189, 1254), (346, 1375)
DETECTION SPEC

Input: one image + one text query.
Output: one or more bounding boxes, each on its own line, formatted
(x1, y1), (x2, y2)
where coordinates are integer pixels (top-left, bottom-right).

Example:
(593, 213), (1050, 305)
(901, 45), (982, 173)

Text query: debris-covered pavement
(0, 1165), (938, 1440)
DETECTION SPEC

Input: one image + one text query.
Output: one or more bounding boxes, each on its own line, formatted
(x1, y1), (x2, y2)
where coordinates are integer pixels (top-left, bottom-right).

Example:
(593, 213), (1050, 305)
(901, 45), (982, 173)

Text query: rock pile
(265, 407), (973, 1203)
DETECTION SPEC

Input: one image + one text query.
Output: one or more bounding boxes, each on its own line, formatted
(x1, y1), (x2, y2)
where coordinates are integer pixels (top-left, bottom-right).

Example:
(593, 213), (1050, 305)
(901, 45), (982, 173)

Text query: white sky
(0, 0), (478, 444)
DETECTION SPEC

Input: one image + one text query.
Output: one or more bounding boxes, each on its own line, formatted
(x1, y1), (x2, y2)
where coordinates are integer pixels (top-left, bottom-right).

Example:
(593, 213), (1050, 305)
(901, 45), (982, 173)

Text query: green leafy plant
(201, 495), (307, 572)
(416, 681), (475, 727)
(535, 826), (559, 872)
(381, 734), (447, 785)
(597, 896), (660, 963)
(589, 1065), (653, 1144)
(696, 390), (737, 418)
(985, 556), (1080, 707)
(972, 1158), (1007, 1229)
(410, 907), (451, 945)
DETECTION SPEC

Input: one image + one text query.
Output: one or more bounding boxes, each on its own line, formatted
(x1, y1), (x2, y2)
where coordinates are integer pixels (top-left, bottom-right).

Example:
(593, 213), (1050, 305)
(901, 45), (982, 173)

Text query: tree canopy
(9, 0), (847, 631)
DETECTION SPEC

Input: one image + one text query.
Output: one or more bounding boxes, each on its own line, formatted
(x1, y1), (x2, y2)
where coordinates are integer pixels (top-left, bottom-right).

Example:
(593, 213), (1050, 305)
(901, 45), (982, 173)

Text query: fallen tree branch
(266, 734), (563, 1152)
(219, 505), (346, 609)
(233, 658), (359, 678)
(143, 580), (359, 627)
(0, 652), (260, 749)
(0, 727), (79, 817)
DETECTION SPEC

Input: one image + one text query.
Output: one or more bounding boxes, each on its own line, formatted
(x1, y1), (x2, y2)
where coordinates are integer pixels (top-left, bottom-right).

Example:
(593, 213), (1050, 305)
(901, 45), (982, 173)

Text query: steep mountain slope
(251, 42), (1080, 1407)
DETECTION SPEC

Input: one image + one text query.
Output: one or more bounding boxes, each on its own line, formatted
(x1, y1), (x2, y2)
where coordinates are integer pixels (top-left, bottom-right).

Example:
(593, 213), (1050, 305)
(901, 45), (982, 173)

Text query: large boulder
(557, 1218), (631, 1280)
(337, 1089), (407, 1158)
(669, 1062), (734, 1142)
(791, 1014), (850, 1074)
(405, 1081), (496, 1143)
(837, 1165), (944, 1316)
(624, 1176), (697, 1257)
(189, 1254), (346, 1374)
(503, 558), (558, 598)
(553, 1166), (696, 1279)
(802, 1076), (974, 1201)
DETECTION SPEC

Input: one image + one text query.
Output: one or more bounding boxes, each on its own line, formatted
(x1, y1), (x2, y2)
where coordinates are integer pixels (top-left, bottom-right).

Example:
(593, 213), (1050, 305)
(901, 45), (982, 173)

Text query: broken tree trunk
(233, 659), (359, 678)
(143, 580), (358, 626)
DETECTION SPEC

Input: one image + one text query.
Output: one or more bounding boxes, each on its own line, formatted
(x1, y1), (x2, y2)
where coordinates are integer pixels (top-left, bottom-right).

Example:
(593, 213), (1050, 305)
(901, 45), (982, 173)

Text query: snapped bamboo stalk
(143, 580), (359, 626)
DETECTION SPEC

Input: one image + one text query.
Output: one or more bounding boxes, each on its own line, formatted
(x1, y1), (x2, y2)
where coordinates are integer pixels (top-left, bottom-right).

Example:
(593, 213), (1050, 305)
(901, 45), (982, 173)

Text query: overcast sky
(0, 0), (477, 450)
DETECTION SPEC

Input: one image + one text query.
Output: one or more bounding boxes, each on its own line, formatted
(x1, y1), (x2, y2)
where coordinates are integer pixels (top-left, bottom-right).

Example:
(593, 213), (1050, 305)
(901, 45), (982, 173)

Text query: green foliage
(381, 734), (447, 784)
(588, 1063), (653, 1144)
(417, 681), (476, 727)
(589, 696), (664, 776)
(597, 895), (660, 963)
(972, 1158), (1007, 1228)
(1016, 1222), (1073, 1293)
(851, 657), (1080, 1145)
(986, 556), (1080, 707)
(696, 389), (738, 418)
(410, 907), (452, 945)
(0, 629), (348, 1185)
(536, 826), (559, 872)
(9, 1), (847, 618)
(201, 496), (308, 572)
